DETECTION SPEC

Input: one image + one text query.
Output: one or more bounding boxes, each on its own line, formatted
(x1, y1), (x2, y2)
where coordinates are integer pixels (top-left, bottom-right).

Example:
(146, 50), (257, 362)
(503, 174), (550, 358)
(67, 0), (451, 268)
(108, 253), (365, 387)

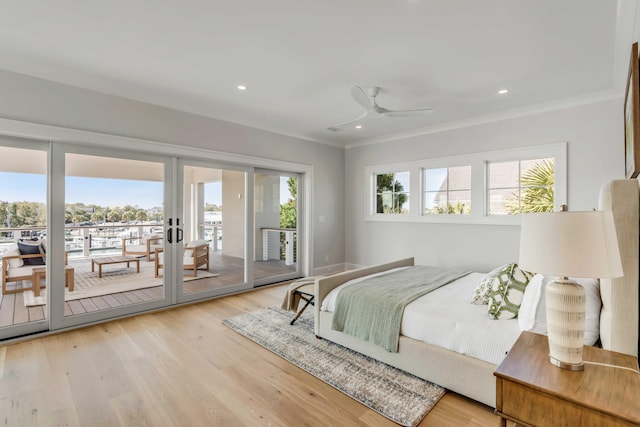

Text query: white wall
(345, 99), (623, 272)
(0, 69), (345, 273)
(221, 170), (245, 259)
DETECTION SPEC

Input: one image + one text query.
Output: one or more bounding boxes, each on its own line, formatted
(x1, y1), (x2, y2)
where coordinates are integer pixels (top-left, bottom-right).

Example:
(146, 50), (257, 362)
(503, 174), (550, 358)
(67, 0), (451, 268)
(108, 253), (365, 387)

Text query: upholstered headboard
(598, 179), (639, 357)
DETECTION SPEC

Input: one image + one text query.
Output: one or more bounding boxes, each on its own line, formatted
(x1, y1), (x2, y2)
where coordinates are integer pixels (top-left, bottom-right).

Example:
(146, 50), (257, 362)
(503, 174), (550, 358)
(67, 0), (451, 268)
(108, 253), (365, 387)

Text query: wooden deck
(0, 252), (297, 329)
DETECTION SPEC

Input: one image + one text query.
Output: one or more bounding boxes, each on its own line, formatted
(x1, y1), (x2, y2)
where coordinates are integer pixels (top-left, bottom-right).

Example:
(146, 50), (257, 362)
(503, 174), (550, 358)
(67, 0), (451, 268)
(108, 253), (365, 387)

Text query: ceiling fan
(327, 85), (434, 131)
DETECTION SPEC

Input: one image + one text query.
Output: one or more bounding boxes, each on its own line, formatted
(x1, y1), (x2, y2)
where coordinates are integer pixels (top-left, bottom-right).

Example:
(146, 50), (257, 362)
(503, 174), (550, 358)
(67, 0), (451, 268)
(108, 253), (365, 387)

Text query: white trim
(364, 142), (567, 226)
(0, 117), (313, 173)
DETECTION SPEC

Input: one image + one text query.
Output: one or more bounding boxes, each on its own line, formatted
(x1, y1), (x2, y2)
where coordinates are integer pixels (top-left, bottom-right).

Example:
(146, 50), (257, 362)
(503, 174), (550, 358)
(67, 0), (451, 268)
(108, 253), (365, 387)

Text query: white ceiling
(0, 1), (632, 148)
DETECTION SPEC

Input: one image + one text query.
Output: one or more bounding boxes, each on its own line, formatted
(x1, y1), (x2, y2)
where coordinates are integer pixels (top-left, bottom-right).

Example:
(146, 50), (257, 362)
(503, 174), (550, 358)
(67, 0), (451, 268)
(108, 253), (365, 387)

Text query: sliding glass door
(254, 169), (302, 286)
(175, 160), (251, 302)
(0, 136), (309, 341)
(56, 146), (171, 329)
(0, 138), (50, 340)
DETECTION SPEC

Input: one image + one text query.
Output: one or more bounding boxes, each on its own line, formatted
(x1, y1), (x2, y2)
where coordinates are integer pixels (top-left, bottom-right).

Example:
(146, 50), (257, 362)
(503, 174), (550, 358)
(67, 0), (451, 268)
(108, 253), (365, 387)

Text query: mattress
(321, 270), (521, 365)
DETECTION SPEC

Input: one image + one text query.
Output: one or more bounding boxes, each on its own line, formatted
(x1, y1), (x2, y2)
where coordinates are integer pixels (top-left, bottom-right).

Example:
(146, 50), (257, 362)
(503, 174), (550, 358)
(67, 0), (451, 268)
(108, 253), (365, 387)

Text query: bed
(314, 179), (640, 407)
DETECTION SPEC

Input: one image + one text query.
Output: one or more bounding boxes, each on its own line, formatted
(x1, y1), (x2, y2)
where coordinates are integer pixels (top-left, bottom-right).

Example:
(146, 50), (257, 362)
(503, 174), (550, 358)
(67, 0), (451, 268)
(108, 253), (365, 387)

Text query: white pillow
(518, 274), (602, 345)
(518, 274), (547, 333)
(186, 239), (208, 248)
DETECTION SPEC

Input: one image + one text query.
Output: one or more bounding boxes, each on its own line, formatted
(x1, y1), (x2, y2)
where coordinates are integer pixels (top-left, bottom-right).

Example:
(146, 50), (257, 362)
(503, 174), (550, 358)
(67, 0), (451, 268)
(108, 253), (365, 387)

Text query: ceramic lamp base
(545, 278), (586, 371)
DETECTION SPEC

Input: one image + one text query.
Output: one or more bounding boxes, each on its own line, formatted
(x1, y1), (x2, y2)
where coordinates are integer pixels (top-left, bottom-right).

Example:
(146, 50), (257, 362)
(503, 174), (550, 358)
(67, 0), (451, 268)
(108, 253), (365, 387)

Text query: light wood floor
(0, 283), (507, 427)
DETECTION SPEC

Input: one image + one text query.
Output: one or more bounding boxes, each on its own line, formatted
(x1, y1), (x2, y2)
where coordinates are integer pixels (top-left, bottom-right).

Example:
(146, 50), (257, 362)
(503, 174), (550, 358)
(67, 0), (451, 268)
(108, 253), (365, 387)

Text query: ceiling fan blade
(382, 107), (434, 118)
(327, 110), (369, 131)
(350, 85), (372, 110)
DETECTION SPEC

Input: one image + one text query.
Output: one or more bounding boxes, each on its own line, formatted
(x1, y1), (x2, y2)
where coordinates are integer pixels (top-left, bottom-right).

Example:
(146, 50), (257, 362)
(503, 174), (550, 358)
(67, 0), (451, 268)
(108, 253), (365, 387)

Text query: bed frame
(314, 179), (639, 407)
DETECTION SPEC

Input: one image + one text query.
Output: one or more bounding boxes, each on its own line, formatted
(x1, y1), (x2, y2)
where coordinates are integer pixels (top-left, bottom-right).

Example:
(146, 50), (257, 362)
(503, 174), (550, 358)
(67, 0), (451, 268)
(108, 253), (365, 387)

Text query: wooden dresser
(494, 331), (640, 427)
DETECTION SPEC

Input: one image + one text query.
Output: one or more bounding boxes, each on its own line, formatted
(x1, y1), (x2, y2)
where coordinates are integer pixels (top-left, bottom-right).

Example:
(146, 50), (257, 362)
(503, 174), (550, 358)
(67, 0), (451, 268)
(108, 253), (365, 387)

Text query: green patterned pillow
(487, 263), (534, 320)
(470, 263), (514, 305)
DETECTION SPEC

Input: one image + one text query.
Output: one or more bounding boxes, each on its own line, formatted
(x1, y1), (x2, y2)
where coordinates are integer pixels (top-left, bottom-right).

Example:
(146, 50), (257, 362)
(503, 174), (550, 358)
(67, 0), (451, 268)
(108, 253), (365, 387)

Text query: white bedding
(321, 270), (521, 365)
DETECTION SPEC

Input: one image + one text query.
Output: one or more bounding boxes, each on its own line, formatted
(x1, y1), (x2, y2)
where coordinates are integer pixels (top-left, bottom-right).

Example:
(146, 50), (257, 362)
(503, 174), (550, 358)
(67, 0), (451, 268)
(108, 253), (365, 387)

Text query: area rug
(23, 260), (218, 306)
(223, 306), (445, 427)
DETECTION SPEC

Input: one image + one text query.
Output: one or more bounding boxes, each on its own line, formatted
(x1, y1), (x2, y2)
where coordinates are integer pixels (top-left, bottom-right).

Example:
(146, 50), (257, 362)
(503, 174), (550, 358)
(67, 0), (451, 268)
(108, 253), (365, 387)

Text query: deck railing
(0, 223), (224, 259)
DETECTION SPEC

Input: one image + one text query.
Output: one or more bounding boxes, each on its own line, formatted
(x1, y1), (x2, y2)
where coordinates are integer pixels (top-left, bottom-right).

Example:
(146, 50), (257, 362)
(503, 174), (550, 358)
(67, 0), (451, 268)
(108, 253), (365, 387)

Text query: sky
(0, 173), (292, 209)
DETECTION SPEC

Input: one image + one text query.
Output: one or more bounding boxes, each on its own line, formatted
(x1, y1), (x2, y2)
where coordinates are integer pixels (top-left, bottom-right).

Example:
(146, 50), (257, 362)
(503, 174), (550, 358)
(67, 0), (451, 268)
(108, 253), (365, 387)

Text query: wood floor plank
(12, 293), (28, 325)
(89, 296), (112, 310)
(66, 299), (86, 315)
(0, 293), (16, 327)
(79, 297), (100, 312)
(101, 294), (122, 308)
(27, 305), (45, 322)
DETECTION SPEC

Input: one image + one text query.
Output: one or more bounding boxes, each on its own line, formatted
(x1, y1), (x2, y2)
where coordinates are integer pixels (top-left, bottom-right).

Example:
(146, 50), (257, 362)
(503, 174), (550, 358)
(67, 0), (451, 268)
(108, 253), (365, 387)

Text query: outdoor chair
(154, 240), (210, 278)
(2, 240), (71, 294)
(122, 232), (163, 261)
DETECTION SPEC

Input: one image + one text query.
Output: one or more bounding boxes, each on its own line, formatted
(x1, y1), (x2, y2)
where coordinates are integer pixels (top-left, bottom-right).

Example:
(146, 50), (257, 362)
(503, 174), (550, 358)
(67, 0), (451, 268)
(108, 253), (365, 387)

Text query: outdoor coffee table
(91, 256), (141, 278)
(31, 266), (75, 297)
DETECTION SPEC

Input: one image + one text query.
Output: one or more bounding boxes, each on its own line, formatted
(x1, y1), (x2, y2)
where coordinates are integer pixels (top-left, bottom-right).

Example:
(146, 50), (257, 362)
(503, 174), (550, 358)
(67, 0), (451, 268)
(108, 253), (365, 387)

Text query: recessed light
(498, 89), (509, 95)
(237, 85), (247, 91)
(355, 124), (363, 129)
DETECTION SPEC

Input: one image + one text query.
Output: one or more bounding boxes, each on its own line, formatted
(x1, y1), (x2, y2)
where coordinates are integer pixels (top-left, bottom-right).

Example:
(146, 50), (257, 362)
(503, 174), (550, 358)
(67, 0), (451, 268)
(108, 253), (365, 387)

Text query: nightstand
(494, 331), (640, 427)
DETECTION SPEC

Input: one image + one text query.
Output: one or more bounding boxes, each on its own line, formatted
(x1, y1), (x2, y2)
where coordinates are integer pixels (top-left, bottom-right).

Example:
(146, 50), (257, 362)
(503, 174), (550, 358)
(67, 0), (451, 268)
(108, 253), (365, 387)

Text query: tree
(506, 159), (554, 214)
(107, 210), (122, 224)
(280, 177), (297, 228)
(425, 201), (470, 215)
(135, 210), (148, 222)
(0, 201), (7, 227)
(122, 210), (136, 223)
(287, 177), (297, 201)
(376, 173), (408, 213)
(91, 211), (104, 223)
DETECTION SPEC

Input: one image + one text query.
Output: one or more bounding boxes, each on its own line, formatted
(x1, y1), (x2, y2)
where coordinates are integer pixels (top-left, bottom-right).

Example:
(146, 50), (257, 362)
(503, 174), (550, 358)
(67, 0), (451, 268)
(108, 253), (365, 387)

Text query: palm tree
(376, 173), (408, 214)
(506, 159), (554, 214)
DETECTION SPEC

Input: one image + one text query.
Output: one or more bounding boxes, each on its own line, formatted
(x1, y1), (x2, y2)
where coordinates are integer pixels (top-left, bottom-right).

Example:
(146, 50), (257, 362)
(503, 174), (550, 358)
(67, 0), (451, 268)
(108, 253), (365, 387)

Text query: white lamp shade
(519, 210), (623, 279)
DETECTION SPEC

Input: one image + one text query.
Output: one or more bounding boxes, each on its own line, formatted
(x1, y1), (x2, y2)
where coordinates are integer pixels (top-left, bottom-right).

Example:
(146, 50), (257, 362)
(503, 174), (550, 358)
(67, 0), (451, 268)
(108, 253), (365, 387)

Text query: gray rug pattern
(223, 306), (445, 427)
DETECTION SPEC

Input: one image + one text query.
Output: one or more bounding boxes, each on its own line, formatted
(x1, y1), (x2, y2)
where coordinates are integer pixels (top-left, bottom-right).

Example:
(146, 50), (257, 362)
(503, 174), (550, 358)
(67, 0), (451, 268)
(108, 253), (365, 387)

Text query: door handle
(177, 228), (183, 243)
(167, 228), (173, 243)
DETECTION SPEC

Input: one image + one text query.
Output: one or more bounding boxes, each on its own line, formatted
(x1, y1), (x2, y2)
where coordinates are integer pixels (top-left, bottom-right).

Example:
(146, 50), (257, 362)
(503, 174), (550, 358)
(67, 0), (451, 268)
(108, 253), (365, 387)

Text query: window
(375, 171), (410, 214)
(423, 166), (471, 215)
(488, 158), (554, 215)
(365, 143), (566, 224)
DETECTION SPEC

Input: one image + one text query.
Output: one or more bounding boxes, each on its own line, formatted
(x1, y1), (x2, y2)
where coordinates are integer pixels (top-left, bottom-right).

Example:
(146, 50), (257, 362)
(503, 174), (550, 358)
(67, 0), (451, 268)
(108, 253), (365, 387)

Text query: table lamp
(519, 209), (623, 371)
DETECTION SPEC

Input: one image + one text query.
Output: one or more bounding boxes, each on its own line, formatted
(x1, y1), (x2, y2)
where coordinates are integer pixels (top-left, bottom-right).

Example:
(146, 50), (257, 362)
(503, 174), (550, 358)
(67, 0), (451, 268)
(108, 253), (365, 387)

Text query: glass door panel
(0, 141), (49, 340)
(254, 171), (302, 286)
(63, 152), (167, 320)
(177, 163), (248, 301)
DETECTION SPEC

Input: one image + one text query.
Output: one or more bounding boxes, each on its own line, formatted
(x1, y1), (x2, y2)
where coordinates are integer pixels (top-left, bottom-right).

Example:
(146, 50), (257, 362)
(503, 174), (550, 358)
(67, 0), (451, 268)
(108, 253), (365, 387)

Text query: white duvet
(321, 271), (521, 365)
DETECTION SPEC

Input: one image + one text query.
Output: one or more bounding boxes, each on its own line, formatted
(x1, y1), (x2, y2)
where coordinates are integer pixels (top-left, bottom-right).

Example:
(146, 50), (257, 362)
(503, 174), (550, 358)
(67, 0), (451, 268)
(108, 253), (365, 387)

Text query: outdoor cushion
(18, 241), (45, 265)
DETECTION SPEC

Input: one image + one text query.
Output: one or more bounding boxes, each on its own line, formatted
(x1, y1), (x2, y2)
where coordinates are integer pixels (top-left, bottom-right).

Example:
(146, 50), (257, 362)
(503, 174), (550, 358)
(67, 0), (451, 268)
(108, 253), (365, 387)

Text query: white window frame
(365, 163), (414, 220)
(364, 142), (567, 225)
(422, 164), (473, 217)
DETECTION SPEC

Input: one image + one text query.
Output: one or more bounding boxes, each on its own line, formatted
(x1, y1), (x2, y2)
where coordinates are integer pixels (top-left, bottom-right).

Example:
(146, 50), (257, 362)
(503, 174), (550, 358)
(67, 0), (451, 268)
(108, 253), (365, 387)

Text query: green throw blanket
(331, 266), (471, 352)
